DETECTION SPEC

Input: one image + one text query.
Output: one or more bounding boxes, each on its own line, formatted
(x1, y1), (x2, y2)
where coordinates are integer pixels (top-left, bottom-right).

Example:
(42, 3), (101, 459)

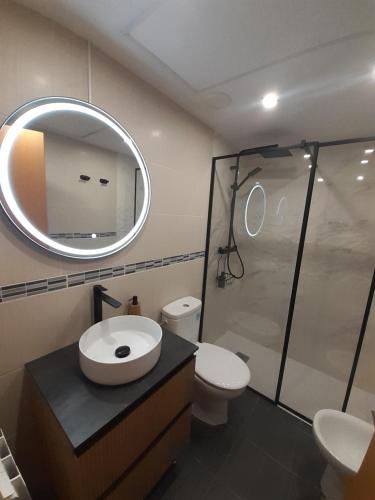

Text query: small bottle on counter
(128, 295), (141, 315)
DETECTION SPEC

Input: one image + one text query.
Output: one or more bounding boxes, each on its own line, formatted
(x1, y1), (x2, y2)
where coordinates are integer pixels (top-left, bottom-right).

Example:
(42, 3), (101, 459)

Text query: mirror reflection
(0, 99), (149, 256)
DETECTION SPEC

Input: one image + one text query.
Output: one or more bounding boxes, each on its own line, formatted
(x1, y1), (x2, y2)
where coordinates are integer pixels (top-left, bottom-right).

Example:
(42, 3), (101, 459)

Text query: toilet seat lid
(195, 342), (250, 390)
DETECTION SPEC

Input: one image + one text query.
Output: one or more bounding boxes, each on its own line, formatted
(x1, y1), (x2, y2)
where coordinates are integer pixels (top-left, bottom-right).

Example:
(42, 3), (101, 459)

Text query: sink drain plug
(115, 345), (131, 358)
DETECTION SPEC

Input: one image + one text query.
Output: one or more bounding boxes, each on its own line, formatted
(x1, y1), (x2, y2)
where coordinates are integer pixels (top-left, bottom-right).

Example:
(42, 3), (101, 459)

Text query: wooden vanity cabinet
(17, 358), (195, 500)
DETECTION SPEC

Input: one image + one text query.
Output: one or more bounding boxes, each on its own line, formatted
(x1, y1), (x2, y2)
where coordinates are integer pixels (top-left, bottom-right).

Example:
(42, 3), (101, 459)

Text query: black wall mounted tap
(93, 285), (122, 323)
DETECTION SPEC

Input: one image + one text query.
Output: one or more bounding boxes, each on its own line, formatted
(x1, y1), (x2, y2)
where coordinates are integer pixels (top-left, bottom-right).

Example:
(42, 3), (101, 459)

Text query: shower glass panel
(202, 148), (310, 399)
(279, 141), (375, 420)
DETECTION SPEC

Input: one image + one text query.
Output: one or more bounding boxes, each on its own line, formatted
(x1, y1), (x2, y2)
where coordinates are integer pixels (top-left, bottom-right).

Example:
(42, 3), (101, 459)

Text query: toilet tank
(161, 297), (201, 343)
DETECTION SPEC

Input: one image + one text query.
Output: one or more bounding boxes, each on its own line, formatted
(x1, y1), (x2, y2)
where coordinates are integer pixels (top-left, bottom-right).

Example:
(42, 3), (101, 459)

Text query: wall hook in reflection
(99, 178), (109, 185)
(79, 174), (91, 182)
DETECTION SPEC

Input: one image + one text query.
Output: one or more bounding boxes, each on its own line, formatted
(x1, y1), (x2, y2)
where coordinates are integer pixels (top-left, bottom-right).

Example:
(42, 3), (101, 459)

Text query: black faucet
(93, 285), (122, 323)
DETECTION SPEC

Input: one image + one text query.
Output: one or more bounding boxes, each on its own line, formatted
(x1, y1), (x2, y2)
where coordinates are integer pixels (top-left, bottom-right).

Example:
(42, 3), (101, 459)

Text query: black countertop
(26, 329), (198, 454)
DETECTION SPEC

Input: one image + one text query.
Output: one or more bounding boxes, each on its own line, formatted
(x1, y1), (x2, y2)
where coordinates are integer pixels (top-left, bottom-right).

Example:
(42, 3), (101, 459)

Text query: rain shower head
(238, 144), (292, 159)
(260, 147), (292, 158)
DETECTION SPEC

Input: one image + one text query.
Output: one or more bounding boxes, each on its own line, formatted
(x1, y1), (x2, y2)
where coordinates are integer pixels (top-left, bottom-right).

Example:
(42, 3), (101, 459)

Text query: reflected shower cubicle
(200, 137), (375, 423)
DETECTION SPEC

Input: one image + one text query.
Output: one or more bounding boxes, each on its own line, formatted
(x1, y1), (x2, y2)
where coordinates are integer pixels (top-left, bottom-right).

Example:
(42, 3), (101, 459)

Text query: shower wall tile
(202, 150), (312, 400)
(204, 142), (374, 421)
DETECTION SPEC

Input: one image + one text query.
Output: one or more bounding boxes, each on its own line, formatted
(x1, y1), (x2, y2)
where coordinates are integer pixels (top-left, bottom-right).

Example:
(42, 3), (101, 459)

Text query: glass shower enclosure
(200, 137), (375, 423)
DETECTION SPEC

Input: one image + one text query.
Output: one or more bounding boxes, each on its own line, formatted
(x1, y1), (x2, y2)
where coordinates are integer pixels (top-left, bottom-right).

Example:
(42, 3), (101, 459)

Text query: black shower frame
(199, 135), (375, 424)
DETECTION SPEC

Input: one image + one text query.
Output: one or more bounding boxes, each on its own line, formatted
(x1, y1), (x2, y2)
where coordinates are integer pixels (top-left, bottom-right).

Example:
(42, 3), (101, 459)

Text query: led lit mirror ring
(244, 184), (266, 237)
(0, 97), (151, 259)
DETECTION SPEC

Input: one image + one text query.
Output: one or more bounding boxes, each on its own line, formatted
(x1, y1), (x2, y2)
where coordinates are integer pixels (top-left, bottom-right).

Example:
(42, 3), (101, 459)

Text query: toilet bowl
(161, 297), (251, 426)
(193, 342), (250, 425)
(313, 409), (374, 500)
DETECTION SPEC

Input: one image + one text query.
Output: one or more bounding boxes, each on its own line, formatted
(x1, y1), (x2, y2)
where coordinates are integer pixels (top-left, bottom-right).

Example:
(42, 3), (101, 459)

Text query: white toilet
(313, 409), (374, 500)
(161, 296), (251, 426)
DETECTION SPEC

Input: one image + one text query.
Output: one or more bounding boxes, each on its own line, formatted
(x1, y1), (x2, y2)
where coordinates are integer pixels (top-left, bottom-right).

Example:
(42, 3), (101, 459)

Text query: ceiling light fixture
(357, 175), (364, 181)
(361, 160), (369, 164)
(317, 177), (324, 182)
(261, 92), (278, 110)
(308, 164), (312, 169)
(365, 149), (374, 154)
(304, 154), (311, 159)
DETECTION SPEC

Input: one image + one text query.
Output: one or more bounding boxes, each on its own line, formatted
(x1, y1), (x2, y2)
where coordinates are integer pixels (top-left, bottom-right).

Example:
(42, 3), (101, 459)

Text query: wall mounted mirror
(0, 97), (150, 259)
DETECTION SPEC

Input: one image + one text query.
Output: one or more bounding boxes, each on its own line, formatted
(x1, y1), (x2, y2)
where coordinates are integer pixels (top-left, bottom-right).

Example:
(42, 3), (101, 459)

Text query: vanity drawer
(78, 358), (195, 496)
(103, 406), (191, 500)
(22, 357), (195, 499)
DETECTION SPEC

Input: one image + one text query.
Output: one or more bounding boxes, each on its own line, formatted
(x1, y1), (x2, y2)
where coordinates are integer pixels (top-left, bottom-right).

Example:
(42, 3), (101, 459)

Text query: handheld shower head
(248, 167), (262, 177)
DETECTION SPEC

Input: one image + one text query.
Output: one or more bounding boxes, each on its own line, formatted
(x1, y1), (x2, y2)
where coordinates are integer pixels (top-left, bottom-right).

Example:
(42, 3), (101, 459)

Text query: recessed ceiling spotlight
(304, 154), (311, 159)
(365, 149), (374, 154)
(262, 92), (278, 110)
(91, 233), (97, 239)
(357, 175), (364, 181)
(317, 177), (324, 182)
(361, 159), (369, 164)
(308, 164), (312, 169)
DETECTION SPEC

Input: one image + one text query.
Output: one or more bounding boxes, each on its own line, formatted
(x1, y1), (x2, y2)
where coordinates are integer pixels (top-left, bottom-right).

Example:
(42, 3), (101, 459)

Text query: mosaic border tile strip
(49, 232), (117, 240)
(0, 250), (205, 303)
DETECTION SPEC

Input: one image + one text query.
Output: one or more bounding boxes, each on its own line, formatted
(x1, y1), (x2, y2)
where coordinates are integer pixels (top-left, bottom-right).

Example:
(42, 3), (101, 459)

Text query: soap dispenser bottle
(128, 295), (141, 315)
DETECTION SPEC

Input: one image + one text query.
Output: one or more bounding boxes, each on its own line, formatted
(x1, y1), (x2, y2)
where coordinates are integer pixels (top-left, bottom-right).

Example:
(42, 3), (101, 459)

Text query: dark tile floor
(147, 390), (326, 500)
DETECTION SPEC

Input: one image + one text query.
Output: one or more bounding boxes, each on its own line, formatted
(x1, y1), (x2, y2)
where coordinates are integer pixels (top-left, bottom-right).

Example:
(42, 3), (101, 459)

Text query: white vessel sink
(79, 315), (163, 385)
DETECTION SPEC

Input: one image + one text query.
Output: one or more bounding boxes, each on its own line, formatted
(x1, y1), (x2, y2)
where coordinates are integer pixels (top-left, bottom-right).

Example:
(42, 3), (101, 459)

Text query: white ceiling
(15, 0), (375, 150)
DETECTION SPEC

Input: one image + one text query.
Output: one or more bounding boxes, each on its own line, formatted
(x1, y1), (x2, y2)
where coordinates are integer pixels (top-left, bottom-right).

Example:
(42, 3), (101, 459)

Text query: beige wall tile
(148, 162), (210, 217)
(97, 258), (204, 322)
(90, 48), (213, 173)
(0, 0), (88, 117)
(0, 0), (90, 284)
(0, 1), (213, 439)
(0, 215), (62, 285)
(0, 259), (204, 376)
(0, 368), (24, 438)
(0, 259), (204, 436)
(0, 285), (92, 374)
(0, 12), (213, 285)
(57, 212), (206, 276)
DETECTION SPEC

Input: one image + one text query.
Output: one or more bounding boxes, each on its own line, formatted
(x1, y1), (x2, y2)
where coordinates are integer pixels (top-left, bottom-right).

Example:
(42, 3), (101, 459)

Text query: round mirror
(245, 183), (266, 237)
(0, 97), (150, 259)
